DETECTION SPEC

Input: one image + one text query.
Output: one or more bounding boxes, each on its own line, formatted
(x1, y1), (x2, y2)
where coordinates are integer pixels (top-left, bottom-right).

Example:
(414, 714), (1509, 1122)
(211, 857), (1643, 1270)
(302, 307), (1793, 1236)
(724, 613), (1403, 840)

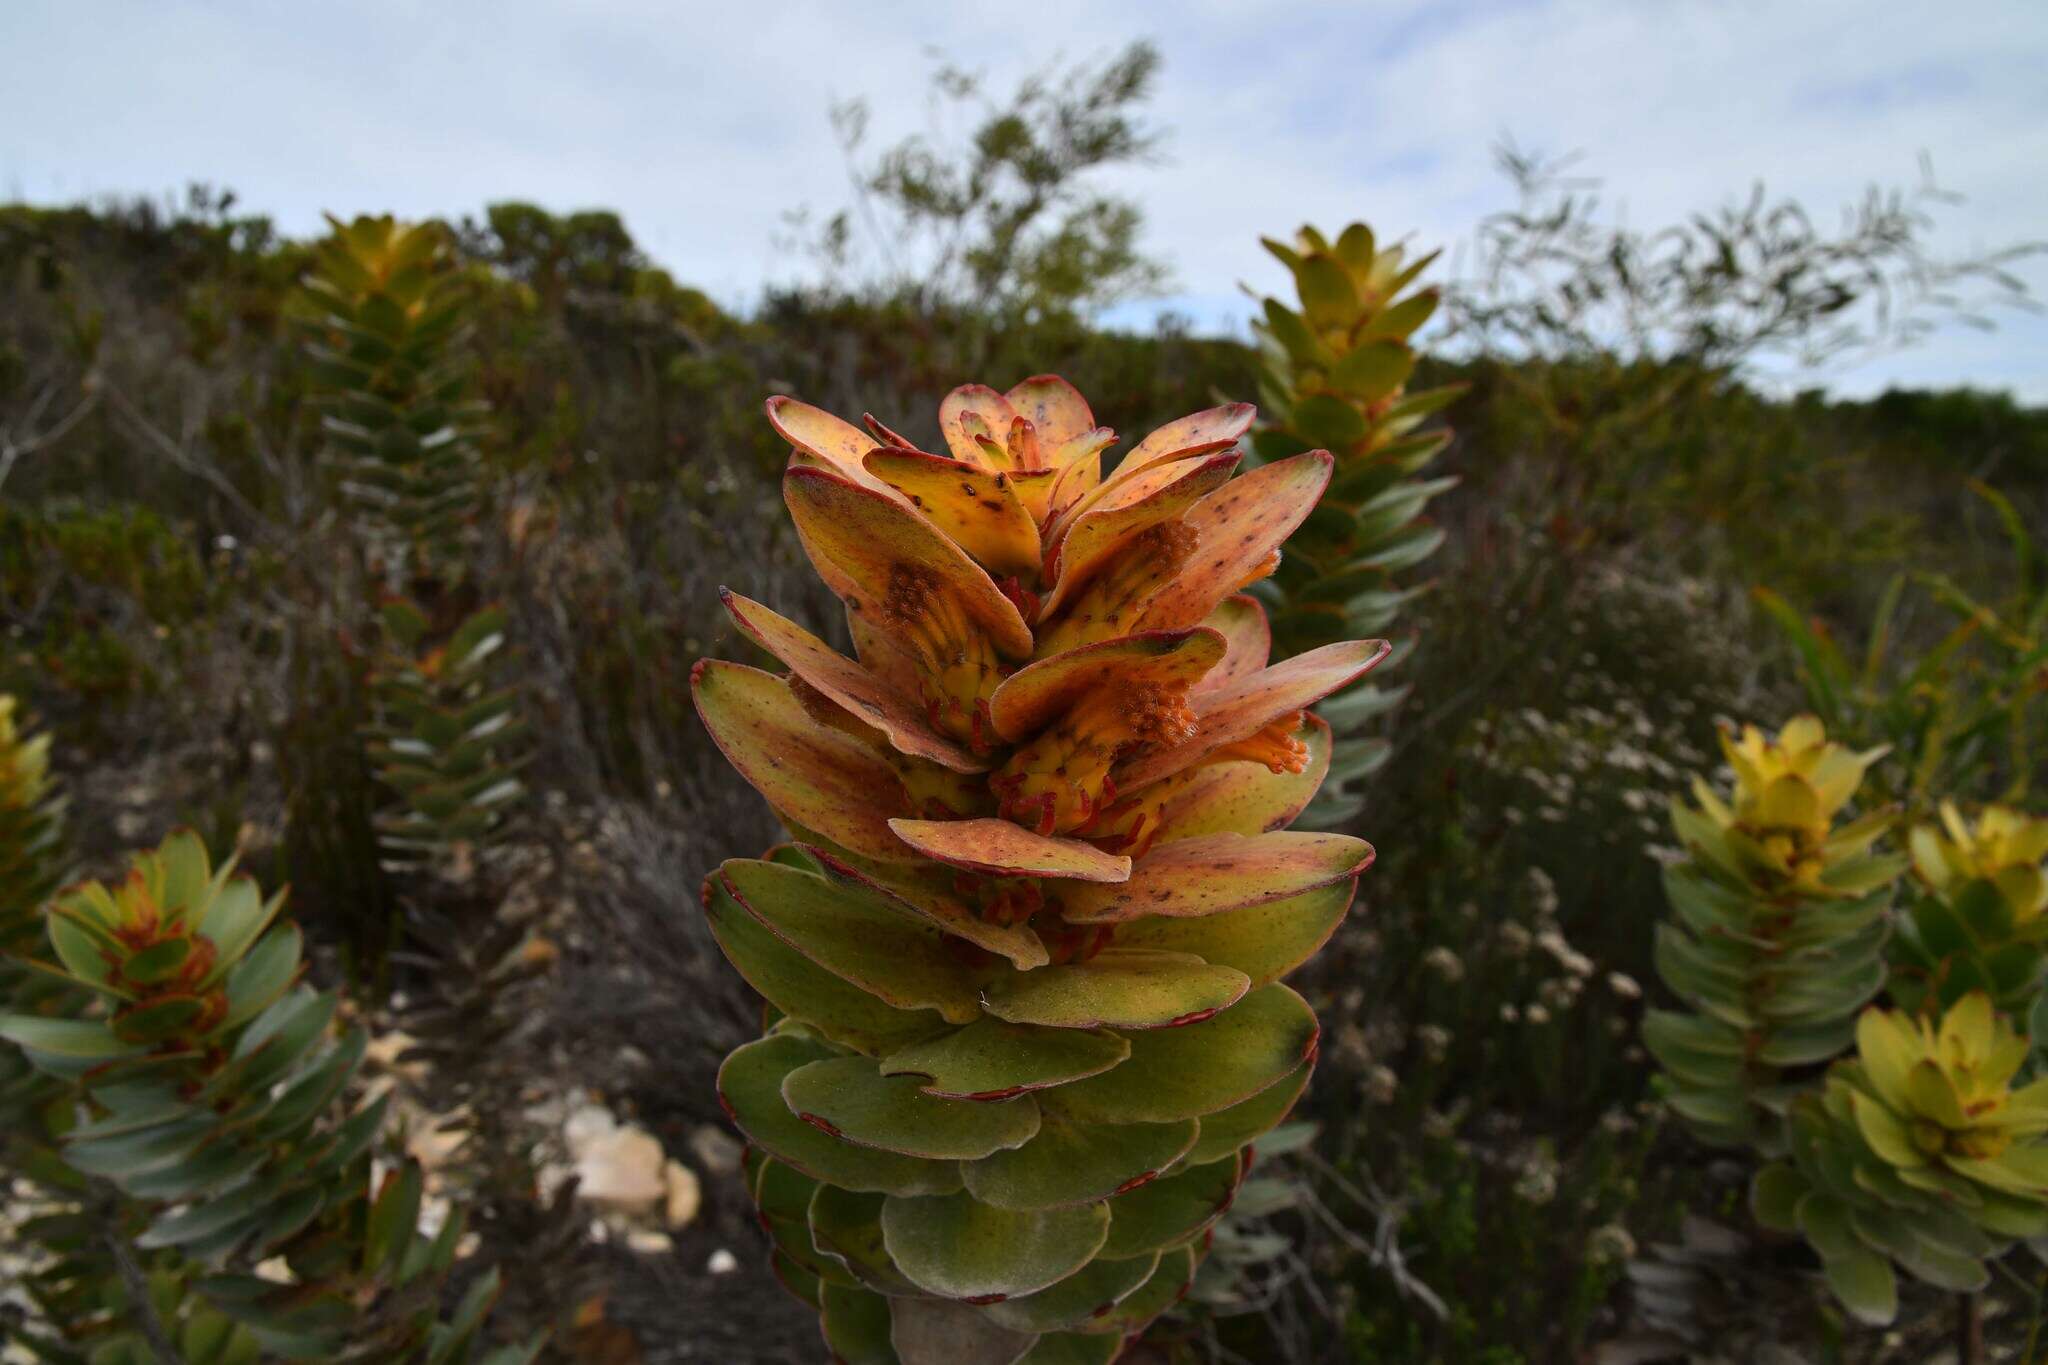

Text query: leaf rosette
(695, 378), (1388, 1362)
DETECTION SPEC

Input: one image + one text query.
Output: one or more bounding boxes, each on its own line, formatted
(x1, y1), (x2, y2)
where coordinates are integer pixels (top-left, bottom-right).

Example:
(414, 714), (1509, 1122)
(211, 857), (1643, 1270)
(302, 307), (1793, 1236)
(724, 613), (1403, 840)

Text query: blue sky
(4, 0), (2045, 397)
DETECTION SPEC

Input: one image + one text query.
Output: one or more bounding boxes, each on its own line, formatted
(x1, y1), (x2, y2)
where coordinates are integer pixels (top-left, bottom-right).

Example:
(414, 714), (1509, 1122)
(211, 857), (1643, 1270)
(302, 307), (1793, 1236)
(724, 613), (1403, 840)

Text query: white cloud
(3, 0), (2042, 394)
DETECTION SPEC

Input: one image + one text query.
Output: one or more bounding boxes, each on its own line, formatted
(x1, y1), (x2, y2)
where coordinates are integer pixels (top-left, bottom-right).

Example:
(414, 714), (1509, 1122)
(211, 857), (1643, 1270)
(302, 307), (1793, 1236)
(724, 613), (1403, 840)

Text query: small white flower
(1587, 1223), (1637, 1263)
(1607, 972), (1642, 1000)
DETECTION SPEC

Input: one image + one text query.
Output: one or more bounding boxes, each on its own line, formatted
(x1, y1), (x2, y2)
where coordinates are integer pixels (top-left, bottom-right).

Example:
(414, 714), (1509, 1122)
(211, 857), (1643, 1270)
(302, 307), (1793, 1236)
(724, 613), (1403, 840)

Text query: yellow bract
(749, 378), (1360, 845)
(0, 695), (52, 813)
(1848, 997), (2048, 1191)
(1912, 802), (2048, 923)
(1686, 715), (1889, 893)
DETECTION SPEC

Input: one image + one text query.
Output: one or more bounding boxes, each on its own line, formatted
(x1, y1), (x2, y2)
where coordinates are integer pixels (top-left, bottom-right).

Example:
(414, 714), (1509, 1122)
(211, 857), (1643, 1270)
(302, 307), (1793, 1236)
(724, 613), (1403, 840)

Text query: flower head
(1679, 715), (1890, 894)
(1843, 996), (2048, 1195)
(699, 378), (1389, 967)
(1912, 802), (2048, 924)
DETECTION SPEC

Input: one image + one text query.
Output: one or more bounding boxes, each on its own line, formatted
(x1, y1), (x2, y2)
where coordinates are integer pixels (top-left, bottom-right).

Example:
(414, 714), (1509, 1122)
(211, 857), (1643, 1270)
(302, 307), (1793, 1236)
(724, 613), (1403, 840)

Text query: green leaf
(1361, 288), (1440, 341)
(1111, 883), (1352, 990)
(138, 1169), (295, 1250)
(1756, 1017), (1856, 1067)
(1821, 1246), (1898, 1326)
(887, 1298), (1039, 1365)
(1329, 341), (1415, 403)
(1293, 257), (1358, 330)
(704, 872), (946, 1056)
(64, 1112), (219, 1179)
(781, 1056), (1042, 1160)
(984, 1250), (1161, 1333)
(981, 951), (1249, 1030)
(122, 938), (193, 985)
(1080, 1242), (1194, 1336)
(1289, 395), (1367, 450)
(1097, 1152), (1244, 1260)
(1016, 1333), (1120, 1364)
(881, 1189), (1110, 1300)
(963, 1110), (1198, 1212)
(1260, 299), (1330, 370)
(818, 1282), (897, 1365)
(809, 1185), (921, 1296)
(363, 1162), (422, 1274)
(718, 1034), (962, 1196)
(194, 878), (283, 986)
(1044, 985), (1319, 1124)
(1750, 1162), (1807, 1232)
(224, 925), (304, 1027)
(113, 995), (207, 1044)
(1184, 1059), (1313, 1166)
(880, 1017), (1130, 1100)
(0, 1015), (143, 1059)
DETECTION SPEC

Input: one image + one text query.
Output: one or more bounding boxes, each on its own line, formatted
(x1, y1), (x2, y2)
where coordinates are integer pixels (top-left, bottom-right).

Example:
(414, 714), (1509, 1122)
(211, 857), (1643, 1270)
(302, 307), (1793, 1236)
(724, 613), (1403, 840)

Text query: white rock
(563, 1101), (619, 1155)
(574, 1124), (668, 1215)
(707, 1248), (739, 1275)
(663, 1160), (702, 1230)
(688, 1123), (744, 1176)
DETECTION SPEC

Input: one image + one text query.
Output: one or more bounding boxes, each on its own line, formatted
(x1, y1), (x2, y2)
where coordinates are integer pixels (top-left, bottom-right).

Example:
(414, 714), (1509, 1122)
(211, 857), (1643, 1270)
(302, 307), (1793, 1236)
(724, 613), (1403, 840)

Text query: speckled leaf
(938, 385), (1020, 466)
(888, 818), (1130, 883)
(766, 395), (896, 495)
(820, 1281), (900, 1365)
(809, 849), (1051, 969)
(785, 465), (1033, 660)
(984, 1250), (1162, 1333)
(1075, 1244), (1195, 1337)
(810, 1185), (921, 1297)
(1131, 452), (1333, 634)
(1097, 1152), (1245, 1260)
(693, 661), (915, 862)
(722, 591), (982, 772)
(1058, 831), (1372, 923)
(721, 859), (982, 1023)
(889, 1298), (1039, 1365)
(963, 1110), (1199, 1211)
(1044, 985), (1320, 1123)
(982, 950), (1249, 1030)
(881, 1189), (1110, 1300)
(1038, 452), (1239, 619)
(1117, 639), (1392, 791)
(880, 1017), (1130, 1100)
(849, 608), (926, 702)
(703, 877), (944, 1056)
(1183, 1059), (1313, 1165)
(865, 448), (1043, 578)
(990, 630), (1226, 743)
(783, 1056), (1042, 1159)
(1005, 375), (1095, 450)
(1111, 403), (1256, 487)
(1196, 595), (1271, 696)
(1141, 715), (1331, 845)
(717, 1034), (962, 1196)
(1113, 882), (1356, 988)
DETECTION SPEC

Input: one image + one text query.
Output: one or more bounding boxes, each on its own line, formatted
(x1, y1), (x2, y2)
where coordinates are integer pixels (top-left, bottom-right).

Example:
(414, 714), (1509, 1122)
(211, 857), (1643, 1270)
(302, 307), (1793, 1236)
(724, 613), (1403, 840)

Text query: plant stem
(102, 1215), (181, 1365)
(1958, 1290), (1983, 1365)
